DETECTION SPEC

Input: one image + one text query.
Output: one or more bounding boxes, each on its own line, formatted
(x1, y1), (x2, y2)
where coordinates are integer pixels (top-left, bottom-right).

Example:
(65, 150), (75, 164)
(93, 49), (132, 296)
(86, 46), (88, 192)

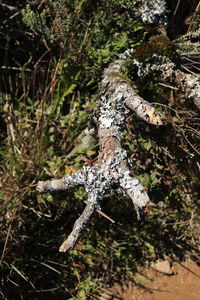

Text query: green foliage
(22, 4), (53, 42)
(88, 9), (145, 67)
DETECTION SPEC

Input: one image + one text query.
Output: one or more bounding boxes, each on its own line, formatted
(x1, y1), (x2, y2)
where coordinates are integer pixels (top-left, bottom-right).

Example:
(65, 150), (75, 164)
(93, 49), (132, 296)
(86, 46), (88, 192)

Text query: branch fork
(37, 55), (163, 252)
(37, 0), (199, 251)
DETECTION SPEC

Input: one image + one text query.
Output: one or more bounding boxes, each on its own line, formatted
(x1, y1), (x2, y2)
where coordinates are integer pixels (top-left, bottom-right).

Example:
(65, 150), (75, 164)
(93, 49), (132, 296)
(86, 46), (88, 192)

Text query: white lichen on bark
(139, 0), (168, 26)
(36, 0), (200, 251)
(37, 55), (162, 251)
(175, 28), (200, 54)
(132, 55), (200, 109)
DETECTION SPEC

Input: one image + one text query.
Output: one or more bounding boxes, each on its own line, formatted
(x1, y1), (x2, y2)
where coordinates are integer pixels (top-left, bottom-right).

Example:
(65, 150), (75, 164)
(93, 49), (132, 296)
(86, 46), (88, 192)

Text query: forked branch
(37, 0), (200, 251)
(37, 56), (162, 252)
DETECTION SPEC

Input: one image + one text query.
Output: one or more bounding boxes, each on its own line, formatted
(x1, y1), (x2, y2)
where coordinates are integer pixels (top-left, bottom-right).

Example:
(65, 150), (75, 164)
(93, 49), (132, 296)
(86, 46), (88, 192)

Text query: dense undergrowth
(0, 0), (199, 299)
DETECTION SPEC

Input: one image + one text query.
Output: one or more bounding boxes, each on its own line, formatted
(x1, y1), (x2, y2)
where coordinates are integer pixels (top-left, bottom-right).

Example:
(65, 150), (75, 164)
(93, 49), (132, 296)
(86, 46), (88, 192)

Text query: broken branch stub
(37, 56), (163, 252)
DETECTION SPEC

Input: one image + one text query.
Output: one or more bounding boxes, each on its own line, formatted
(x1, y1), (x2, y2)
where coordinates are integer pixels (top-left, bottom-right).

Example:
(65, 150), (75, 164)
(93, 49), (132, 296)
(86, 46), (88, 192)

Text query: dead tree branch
(37, 56), (163, 252)
(36, 0), (200, 251)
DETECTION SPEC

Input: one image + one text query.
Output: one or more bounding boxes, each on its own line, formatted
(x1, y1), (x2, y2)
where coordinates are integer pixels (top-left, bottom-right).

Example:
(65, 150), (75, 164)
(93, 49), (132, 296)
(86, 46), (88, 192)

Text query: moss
(134, 34), (176, 61)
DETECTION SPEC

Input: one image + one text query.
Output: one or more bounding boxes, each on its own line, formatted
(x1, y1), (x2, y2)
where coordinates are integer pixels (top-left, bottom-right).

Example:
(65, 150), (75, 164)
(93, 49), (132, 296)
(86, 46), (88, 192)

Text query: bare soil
(99, 261), (200, 300)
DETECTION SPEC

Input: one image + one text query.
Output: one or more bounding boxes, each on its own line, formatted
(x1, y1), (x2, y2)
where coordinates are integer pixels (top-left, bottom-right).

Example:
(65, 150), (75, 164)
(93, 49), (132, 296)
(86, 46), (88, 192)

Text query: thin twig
(173, 0), (181, 16)
(158, 83), (178, 90)
(96, 209), (115, 223)
(0, 224), (12, 264)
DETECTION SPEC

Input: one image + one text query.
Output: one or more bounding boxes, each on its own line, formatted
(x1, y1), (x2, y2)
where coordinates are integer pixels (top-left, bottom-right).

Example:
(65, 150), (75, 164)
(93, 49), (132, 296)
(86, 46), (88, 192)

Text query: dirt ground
(99, 261), (200, 300)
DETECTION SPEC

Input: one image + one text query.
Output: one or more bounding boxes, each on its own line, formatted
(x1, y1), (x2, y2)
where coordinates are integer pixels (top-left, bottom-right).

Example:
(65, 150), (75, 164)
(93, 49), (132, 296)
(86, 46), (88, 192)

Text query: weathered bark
(37, 56), (163, 251)
(36, 0), (200, 251)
